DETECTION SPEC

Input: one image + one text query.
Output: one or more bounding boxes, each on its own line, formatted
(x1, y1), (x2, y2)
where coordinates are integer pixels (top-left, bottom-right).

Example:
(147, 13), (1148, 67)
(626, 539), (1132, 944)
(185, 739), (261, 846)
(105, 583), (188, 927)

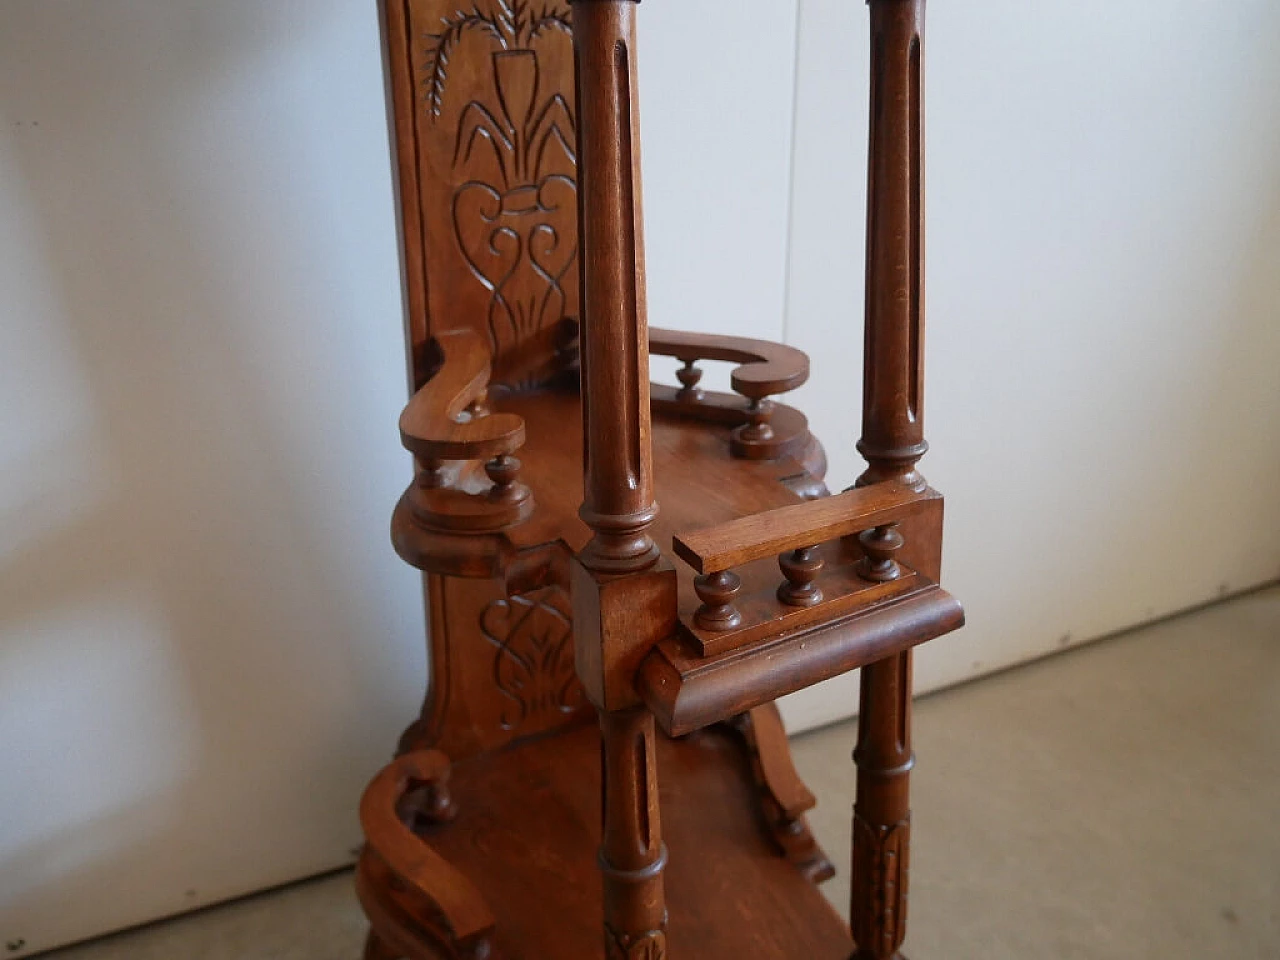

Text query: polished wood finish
(573, 0), (659, 578)
(673, 481), (927, 573)
(858, 0), (927, 495)
(395, 327), (534, 534)
(640, 579), (961, 736)
(358, 0), (961, 955)
(569, 3), (671, 953)
(357, 751), (495, 959)
(367, 723), (855, 958)
(648, 328), (813, 461)
(649, 329), (809, 399)
(853, 2), (930, 957)
(384, 0), (579, 392)
(732, 702), (836, 884)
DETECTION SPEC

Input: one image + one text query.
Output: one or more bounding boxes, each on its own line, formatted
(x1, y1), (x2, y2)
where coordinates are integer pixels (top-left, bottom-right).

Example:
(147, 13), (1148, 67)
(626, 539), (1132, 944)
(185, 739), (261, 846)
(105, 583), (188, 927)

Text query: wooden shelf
(641, 578), (963, 736)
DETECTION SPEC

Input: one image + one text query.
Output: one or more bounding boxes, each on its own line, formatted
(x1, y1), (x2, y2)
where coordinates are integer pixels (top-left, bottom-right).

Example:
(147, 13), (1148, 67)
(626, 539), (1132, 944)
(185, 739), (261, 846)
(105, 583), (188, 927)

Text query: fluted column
(851, 2), (926, 958)
(857, 0), (927, 493)
(850, 652), (914, 959)
(569, 2), (672, 956)
(599, 706), (668, 959)
(574, 0), (660, 576)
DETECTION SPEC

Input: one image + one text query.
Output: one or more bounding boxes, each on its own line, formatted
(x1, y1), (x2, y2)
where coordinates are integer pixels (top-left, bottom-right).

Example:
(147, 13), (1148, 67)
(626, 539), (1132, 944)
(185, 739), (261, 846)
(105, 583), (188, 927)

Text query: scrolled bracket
(396, 329), (535, 535)
(648, 327), (811, 461)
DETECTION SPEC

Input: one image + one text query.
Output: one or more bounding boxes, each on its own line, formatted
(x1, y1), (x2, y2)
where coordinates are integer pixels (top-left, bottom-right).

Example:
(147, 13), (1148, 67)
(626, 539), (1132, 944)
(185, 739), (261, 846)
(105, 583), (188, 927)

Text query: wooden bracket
(671, 482), (937, 657)
(357, 750), (496, 960)
(635, 481), (962, 735)
(396, 329), (534, 537)
(649, 327), (812, 460)
(640, 583), (962, 737)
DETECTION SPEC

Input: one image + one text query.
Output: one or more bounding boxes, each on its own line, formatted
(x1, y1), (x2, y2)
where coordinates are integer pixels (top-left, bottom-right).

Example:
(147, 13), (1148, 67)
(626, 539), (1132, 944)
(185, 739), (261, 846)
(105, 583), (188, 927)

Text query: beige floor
(43, 587), (1280, 959)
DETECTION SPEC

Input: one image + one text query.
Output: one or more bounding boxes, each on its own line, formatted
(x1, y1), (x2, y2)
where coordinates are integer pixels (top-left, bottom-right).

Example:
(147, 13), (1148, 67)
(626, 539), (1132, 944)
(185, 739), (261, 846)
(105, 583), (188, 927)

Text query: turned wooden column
(857, 0), (927, 494)
(569, 1), (674, 957)
(574, 0), (659, 577)
(598, 706), (668, 959)
(850, 654), (914, 959)
(851, 2), (926, 958)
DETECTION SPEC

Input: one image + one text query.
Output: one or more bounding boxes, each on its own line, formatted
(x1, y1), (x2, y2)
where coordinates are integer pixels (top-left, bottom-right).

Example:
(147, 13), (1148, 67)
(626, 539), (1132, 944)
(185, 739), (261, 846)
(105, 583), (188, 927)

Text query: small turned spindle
(777, 546), (824, 606)
(739, 397), (775, 442)
(856, 523), (905, 582)
(485, 454), (524, 503)
(675, 359), (704, 402)
(694, 570), (743, 631)
(418, 459), (447, 489)
(399, 772), (457, 830)
(464, 392), (489, 419)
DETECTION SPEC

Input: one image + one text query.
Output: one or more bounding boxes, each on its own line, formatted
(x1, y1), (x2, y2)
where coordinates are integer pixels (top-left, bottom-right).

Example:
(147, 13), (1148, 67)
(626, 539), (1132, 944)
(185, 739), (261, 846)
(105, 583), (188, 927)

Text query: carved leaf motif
(480, 586), (583, 731)
(418, 0), (578, 370)
(850, 814), (910, 955)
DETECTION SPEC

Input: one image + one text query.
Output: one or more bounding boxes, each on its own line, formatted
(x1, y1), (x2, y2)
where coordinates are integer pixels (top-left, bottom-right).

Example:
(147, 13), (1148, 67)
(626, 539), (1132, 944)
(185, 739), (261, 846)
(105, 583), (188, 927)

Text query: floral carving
(422, 0), (571, 113)
(480, 585), (582, 731)
(421, 0), (577, 359)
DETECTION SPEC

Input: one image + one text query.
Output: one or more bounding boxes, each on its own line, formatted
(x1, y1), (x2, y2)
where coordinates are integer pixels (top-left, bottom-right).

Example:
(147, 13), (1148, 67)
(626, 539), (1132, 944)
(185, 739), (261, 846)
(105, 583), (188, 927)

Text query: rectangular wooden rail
(638, 481), (963, 734)
(672, 481), (933, 574)
(640, 584), (963, 736)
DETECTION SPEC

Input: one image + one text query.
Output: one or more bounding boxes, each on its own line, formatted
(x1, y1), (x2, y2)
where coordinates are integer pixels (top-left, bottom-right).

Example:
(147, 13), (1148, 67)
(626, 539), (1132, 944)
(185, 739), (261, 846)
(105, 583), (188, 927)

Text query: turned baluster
(778, 546), (824, 606)
(694, 570), (743, 630)
(675, 358), (704, 402)
(569, 0), (670, 955)
(856, 524), (904, 582)
(396, 750), (458, 831)
(851, 1), (928, 958)
(739, 397), (775, 442)
(485, 454), (525, 504)
(418, 459), (447, 489)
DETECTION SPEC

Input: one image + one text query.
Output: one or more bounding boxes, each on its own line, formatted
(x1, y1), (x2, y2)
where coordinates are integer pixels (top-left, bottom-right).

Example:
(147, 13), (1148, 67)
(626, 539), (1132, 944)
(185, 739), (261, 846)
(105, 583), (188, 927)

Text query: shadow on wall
(0, 3), (424, 953)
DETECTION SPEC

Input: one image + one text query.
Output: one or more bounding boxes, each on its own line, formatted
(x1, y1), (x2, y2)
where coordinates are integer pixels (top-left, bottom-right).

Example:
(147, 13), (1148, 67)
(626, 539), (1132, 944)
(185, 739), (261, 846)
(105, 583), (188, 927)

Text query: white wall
(0, 3), (421, 954)
(0, 0), (797, 953)
(779, 0), (1280, 728)
(3, 0), (1279, 953)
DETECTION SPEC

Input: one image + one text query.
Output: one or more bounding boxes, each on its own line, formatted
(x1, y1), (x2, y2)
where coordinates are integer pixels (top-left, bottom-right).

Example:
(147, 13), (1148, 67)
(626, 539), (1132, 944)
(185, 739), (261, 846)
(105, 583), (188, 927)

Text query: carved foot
(729, 702), (836, 884)
(358, 753), (495, 960)
(772, 810), (837, 885)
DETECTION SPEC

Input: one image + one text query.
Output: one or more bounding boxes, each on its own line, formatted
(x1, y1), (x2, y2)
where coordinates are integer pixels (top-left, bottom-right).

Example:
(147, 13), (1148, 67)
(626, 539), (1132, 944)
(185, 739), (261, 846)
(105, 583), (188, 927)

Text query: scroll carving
(480, 585), (583, 730)
(417, 0), (578, 375)
(850, 813), (910, 956)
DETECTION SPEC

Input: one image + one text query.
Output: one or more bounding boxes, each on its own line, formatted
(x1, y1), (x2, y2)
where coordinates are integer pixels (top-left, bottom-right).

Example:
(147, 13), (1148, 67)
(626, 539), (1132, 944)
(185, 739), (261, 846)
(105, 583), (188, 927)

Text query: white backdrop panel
(780, 0), (1280, 729)
(0, 0), (798, 952)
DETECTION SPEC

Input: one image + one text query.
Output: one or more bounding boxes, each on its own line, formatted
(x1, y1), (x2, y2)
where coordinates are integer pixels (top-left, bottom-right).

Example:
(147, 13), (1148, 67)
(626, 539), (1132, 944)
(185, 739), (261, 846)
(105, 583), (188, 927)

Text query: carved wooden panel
(400, 569), (593, 764)
(480, 584), (583, 730)
(386, 0), (579, 390)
